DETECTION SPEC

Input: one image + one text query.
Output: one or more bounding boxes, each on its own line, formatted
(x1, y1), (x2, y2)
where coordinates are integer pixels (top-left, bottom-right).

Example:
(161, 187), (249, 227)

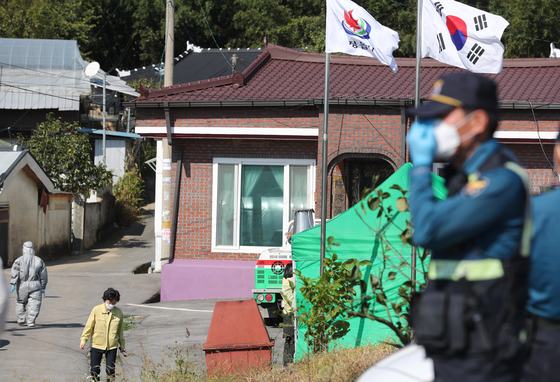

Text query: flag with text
(326, 0), (400, 73)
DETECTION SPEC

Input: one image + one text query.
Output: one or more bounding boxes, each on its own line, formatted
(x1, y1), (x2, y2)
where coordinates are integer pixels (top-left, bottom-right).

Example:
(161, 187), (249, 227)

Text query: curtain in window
(289, 165), (308, 220)
(216, 164), (235, 246)
(241, 165), (283, 247)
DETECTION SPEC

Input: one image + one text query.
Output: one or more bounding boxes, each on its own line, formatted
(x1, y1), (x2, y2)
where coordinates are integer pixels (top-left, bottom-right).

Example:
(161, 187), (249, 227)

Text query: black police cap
(408, 73), (498, 118)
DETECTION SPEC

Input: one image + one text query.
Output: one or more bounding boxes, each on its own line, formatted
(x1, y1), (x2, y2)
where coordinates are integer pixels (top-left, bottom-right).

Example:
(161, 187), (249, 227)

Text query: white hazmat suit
(0, 258), (9, 335)
(10, 242), (48, 327)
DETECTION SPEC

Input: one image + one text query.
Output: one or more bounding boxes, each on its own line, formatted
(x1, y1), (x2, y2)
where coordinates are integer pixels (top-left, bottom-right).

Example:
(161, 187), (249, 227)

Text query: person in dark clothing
(522, 128), (560, 382)
(407, 73), (531, 382)
(281, 263), (295, 366)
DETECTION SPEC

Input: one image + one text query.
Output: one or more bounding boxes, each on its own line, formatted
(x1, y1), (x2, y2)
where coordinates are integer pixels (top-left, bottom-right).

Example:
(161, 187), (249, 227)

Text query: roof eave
(124, 97), (560, 110)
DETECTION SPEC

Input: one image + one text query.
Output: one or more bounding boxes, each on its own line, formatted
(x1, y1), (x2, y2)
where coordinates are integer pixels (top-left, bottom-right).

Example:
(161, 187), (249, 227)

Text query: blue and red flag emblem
(342, 10), (371, 39)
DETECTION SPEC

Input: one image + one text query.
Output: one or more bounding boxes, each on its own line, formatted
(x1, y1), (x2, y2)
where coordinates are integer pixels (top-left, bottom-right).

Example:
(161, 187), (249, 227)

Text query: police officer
(407, 73), (531, 382)
(522, 129), (560, 382)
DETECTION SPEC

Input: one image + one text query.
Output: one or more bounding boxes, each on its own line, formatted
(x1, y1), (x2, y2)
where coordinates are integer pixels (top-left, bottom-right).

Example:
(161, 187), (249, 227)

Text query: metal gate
(0, 207), (8, 266)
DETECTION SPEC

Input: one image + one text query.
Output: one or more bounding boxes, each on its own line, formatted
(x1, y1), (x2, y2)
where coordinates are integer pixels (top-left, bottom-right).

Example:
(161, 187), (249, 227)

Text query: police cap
(408, 73), (498, 118)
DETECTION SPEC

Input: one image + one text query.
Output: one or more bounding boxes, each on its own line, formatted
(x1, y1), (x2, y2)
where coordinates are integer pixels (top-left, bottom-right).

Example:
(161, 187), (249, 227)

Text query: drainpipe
(169, 149), (183, 260)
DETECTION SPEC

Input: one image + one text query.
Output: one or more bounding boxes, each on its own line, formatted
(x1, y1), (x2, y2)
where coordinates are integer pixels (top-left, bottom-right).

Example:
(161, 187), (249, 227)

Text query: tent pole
(412, 0), (423, 290)
(320, 53), (331, 276)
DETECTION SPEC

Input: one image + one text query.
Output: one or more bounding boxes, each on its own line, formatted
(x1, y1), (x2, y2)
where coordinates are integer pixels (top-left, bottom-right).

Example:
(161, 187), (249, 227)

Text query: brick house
(129, 44), (560, 301)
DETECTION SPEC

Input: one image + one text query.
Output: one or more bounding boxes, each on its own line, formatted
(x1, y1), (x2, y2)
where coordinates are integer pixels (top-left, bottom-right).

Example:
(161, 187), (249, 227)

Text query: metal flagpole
(411, 0), (423, 290)
(320, 53), (331, 276)
(415, 0), (423, 109)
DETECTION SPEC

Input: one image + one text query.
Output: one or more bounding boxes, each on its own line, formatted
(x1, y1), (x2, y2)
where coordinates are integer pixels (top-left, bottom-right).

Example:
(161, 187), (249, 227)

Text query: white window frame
(211, 158), (316, 253)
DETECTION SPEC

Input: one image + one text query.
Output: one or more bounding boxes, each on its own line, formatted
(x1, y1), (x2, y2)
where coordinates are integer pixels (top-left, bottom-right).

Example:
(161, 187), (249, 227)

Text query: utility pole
(156, 0), (175, 272)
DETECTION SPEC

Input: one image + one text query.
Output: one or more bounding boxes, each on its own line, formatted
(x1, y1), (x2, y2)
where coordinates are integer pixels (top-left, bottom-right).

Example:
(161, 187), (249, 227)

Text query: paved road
(0, 204), (283, 381)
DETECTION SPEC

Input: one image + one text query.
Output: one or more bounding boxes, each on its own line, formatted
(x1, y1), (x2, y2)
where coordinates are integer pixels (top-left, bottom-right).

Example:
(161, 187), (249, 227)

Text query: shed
(0, 149), (73, 265)
(78, 128), (142, 184)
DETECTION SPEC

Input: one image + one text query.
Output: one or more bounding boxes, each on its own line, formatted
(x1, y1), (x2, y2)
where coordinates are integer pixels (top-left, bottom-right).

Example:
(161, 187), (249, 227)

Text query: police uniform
(407, 74), (531, 382)
(522, 136), (560, 382)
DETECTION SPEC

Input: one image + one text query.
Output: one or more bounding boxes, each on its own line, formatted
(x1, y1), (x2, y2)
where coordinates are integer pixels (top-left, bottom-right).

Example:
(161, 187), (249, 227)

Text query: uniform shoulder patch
(462, 177), (490, 198)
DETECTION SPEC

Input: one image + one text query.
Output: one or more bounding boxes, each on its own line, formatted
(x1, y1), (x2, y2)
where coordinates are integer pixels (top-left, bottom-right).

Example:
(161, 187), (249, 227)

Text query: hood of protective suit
(22, 242), (35, 257)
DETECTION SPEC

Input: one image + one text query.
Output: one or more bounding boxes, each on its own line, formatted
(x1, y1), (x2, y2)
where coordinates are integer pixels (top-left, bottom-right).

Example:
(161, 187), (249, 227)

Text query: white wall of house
(0, 168), (72, 264)
(94, 139), (131, 184)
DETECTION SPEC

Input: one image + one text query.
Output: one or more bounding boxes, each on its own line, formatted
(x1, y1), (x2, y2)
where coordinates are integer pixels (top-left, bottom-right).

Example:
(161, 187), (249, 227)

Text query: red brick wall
(170, 138), (317, 261)
(500, 109), (558, 131)
(317, 106), (405, 217)
(136, 105), (560, 263)
(508, 144), (558, 194)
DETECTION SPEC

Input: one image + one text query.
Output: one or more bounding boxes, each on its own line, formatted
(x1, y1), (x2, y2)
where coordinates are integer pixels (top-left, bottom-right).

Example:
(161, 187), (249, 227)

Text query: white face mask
(105, 302), (115, 311)
(432, 113), (476, 161)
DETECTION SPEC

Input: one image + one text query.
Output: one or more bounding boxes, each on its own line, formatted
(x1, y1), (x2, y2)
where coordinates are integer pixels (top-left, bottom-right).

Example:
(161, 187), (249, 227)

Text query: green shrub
(296, 252), (371, 353)
(114, 164), (144, 226)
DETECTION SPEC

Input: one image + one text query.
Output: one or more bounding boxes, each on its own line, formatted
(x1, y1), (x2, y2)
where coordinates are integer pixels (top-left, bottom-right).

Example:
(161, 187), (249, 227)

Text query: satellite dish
(85, 61), (100, 77)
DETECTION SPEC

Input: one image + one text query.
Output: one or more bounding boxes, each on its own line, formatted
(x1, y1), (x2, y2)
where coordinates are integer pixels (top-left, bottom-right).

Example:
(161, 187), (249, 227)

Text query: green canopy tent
(291, 163), (447, 359)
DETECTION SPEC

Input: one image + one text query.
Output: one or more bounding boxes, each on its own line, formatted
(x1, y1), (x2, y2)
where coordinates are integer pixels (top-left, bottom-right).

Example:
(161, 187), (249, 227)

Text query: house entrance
(0, 207), (8, 266)
(348, 159), (394, 208)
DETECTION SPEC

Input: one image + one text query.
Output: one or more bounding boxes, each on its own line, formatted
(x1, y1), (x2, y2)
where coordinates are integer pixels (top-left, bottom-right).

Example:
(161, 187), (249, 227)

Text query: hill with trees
(0, 0), (558, 71)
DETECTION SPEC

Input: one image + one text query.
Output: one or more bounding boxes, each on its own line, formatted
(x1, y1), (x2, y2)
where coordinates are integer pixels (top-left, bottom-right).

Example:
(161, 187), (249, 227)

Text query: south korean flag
(422, 0), (509, 74)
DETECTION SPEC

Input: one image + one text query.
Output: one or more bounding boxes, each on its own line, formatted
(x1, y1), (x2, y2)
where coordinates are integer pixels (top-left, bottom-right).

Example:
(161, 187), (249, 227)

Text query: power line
(195, 0), (233, 70)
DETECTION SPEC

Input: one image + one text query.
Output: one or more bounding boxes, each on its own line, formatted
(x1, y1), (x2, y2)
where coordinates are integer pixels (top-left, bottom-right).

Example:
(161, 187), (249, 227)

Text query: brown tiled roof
(131, 44), (560, 108)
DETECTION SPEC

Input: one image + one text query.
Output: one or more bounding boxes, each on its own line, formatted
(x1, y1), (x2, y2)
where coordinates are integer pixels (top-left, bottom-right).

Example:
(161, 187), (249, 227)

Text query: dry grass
(87, 343), (395, 382)
(204, 344), (395, 382)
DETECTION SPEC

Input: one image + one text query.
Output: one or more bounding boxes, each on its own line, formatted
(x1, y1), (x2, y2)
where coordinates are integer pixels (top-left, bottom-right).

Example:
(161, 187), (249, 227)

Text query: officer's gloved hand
(407, 119), (437, 167)
(11, 285), (15, 293)
(42, 286), (46, 294)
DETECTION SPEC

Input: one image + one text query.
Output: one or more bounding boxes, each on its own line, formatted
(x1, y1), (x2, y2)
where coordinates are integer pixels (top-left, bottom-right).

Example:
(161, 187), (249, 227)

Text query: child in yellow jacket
(80, 288), (126, 381)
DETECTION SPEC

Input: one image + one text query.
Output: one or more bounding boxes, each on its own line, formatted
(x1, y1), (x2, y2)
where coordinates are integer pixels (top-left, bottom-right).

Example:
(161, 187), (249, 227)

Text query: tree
(21, 113), (112, 195)
(296, 252), (371, 353)
(346, 183), (430, 347)
(1, 0), (559, 71)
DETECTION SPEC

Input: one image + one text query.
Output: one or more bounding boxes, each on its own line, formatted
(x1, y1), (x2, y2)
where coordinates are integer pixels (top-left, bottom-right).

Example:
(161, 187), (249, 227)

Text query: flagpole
(411, 0), (423, 291)
(320, 53), (331, 276)
(415, 0), (422, 109)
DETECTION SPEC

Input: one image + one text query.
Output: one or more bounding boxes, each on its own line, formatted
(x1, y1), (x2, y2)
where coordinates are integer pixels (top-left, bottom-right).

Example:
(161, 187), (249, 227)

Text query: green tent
(291, 163), (447, 359)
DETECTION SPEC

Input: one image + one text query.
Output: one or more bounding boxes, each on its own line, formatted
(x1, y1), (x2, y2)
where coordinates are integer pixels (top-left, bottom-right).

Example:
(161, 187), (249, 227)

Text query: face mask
(105, 303), (115, 311)
(432, 113), (476, 161)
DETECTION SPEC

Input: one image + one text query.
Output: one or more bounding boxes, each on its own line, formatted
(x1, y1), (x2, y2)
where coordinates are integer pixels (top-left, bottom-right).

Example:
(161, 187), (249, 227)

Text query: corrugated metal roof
(78, 128), (141, 139)
(0, 151), (25, 181)
(130, 44), (560, 108)
(90, 70), (140, 98)
(0, 38), (90, 111)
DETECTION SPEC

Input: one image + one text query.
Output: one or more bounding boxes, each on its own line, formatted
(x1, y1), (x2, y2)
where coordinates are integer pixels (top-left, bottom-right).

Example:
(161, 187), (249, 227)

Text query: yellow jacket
(80, 303), (125, 350)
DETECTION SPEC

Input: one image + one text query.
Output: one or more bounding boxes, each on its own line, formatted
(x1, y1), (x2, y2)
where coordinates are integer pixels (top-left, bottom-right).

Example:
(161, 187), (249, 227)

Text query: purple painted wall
(161, 259), (255, 301)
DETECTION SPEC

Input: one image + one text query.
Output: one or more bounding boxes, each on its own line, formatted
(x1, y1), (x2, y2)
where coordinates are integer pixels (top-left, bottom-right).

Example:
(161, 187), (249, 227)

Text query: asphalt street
(0, 204), (283, 381)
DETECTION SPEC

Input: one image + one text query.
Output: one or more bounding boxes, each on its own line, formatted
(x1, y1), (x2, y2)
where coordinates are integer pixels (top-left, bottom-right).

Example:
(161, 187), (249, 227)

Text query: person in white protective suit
(0, 258), (9, 335)
(10, 242), (48, 327)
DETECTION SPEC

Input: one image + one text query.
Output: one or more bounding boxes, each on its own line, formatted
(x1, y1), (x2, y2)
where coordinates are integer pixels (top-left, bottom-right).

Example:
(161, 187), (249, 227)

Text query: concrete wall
(73, 186), (115, 251)
(0, 169), (72, 265)
(161, 259), (254, 301)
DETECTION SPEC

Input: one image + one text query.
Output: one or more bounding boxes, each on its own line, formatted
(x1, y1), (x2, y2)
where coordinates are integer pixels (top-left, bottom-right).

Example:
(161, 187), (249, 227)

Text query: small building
(0, 38), (139, 142)
(79, 128), (142, 184)
(0, 149), (73, 265)
(128, 44), (560, 301)
(118, 43), (263, 86)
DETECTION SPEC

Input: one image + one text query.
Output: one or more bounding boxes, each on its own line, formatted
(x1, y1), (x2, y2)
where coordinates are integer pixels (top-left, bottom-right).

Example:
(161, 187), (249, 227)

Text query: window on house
(212, 159), (315, 252)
